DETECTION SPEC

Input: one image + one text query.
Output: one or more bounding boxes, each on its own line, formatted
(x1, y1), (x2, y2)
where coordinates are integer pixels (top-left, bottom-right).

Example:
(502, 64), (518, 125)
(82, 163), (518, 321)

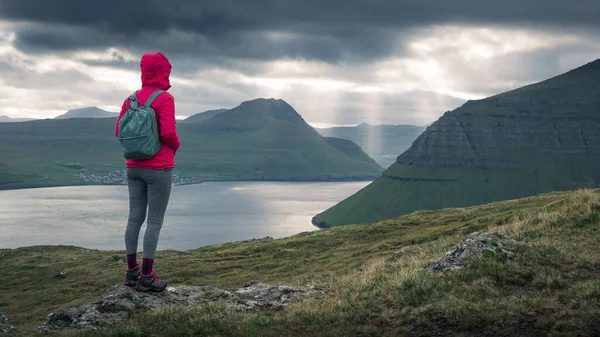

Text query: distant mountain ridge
(316, 123), (425, 168)
(54, 107), (118, 119)
(195, 98), (316, 131)
(313, 58), (600, 227)
(0, 115), (35, 123)
(0, 98), (383, 189)
(182, 109), (229, 123)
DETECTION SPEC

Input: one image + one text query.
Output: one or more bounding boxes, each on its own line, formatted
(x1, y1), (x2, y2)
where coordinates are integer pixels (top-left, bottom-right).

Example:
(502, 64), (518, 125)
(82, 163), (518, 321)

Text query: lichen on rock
(36, 281), (326, 333)
(424, 232), (523, 273)
(0, 313), (18, 334)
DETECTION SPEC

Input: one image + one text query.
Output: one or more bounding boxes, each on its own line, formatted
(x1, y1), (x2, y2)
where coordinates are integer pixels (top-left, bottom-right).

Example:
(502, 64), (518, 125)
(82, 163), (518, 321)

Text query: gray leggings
(125, 168), (173, 259)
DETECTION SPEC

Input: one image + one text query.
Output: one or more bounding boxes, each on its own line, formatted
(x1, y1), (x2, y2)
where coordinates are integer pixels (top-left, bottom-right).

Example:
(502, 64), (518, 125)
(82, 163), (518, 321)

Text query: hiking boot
(135, 270), (168, 292)
(124, 264), (141, 287)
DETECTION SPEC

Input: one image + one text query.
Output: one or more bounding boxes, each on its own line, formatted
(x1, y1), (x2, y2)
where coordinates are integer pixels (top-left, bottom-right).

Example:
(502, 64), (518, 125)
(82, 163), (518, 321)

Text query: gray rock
(0, 313), (18, 334)
(36, 304), (115, 334)
(37, 281), (325, 333)
(424, 232), (523, 273)
(229, 280), (326, 312)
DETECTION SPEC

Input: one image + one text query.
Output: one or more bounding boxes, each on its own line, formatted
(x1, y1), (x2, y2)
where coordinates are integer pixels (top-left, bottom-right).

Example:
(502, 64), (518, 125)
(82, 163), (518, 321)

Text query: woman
(115, 52), (180, 292)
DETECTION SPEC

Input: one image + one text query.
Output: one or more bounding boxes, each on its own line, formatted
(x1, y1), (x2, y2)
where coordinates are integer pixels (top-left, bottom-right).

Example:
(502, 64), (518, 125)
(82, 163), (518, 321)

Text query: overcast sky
(1, 1), (599, 127)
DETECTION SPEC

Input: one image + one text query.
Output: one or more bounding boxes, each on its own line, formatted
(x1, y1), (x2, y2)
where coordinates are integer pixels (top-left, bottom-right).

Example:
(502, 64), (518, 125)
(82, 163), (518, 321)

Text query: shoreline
(0, 176), (378, 191)
(0, 178), (371, 251)
(0, 232), (321, 253)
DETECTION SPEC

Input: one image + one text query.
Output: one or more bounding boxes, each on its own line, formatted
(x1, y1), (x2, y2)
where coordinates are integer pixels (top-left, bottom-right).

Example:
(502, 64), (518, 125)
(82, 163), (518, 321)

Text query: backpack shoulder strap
(128, 91), (139, 109)
(143, 90), (165, 108)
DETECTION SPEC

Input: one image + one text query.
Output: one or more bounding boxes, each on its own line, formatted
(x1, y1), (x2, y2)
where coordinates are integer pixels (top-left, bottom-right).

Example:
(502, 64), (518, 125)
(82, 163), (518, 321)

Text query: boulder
(0, 313), (18, 334)
(424, 232), (523, 273)
(37, 281), (326, 333)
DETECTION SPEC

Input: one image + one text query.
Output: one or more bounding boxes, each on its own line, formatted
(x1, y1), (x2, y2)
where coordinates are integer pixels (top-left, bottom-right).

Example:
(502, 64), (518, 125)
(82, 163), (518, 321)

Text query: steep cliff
(313, 59), (600, 227)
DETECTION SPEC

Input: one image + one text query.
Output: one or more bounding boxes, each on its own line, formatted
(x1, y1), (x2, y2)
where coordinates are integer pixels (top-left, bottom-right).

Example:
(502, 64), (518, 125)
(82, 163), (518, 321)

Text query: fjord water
(0, 181), (370, 250)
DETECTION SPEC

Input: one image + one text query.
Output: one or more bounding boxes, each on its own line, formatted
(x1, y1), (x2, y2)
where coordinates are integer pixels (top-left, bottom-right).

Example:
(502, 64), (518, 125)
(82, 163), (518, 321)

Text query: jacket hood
(140, 52), (172, 90)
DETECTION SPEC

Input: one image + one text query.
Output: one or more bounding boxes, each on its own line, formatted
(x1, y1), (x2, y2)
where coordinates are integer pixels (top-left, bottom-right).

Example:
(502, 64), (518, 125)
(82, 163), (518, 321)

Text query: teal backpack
(118, 90), (164, 159)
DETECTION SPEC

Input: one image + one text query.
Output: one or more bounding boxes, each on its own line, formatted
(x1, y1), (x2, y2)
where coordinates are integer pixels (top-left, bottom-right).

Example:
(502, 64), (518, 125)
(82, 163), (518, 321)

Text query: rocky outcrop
(0, 313), (18, 334)
(424, 232), (523, 273)
(397, 103), (600, 170)
(36, 281), (326, 333)
(398, 111), (482, 169)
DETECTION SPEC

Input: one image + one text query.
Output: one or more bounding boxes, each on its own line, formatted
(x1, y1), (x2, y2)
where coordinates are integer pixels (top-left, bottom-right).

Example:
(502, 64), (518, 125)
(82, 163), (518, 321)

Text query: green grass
(0, 99), (383, 189)
(2, 188), (599, 336)
(312, 161), (600, 227)
(313, 59), (600, 227)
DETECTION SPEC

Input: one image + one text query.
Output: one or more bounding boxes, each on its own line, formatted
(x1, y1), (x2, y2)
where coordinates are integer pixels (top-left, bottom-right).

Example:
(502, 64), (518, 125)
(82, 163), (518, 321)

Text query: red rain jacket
(115, 52), (180, 170)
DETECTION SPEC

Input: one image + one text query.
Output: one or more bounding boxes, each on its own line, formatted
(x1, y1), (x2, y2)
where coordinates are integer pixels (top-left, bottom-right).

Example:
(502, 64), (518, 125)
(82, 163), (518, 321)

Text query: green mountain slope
(182, 108), (229, 123)
(175, 98), (383, 180)
(323, 137), (380, 166)
(0, 98), (382, 189)
(316, 123), (426, 168)
(313, 59), (600, 227)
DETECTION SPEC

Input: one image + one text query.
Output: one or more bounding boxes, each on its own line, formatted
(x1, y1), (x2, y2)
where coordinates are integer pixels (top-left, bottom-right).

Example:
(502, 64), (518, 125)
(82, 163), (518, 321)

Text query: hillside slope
(182, 108), (228, 123)
(313, 59), (600, 227)
(2, 189), (599, 336)
(175, 98), (383, 180)
(0, 98), (382, 188)
(316, 123), (426, 167)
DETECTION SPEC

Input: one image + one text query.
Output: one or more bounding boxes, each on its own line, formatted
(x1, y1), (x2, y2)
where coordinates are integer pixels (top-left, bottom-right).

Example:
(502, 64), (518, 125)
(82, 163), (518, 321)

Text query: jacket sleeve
(157, 94), (181, 151)
(115, 100), (128, 137)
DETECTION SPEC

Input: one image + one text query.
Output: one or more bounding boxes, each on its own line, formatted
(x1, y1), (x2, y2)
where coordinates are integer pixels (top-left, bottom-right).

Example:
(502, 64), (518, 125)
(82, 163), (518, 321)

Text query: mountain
(54, 107), (118, 119)
(182, 109), (228, 123)
(0, 98), (383, 189)
(316, 123), (426, 167)
(312, 59), (600, 227)
(175, 98), (383, 180)
(0, 115), (35, 123)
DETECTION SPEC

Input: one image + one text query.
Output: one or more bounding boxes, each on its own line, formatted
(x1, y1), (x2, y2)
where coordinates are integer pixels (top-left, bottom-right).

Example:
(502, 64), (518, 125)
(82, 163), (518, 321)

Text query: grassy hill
(1, 188), (599, 335)
(182, 108), (229, 123)
(312, 58), (600, 227)
(316, 123), (426, 168)
(0, 98), (382, 189)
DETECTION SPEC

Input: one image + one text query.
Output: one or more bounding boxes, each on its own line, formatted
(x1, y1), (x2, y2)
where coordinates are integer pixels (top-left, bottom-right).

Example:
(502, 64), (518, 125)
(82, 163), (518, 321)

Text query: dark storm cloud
(3, 0), (599, 62)
(12, 21), (398, 63)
